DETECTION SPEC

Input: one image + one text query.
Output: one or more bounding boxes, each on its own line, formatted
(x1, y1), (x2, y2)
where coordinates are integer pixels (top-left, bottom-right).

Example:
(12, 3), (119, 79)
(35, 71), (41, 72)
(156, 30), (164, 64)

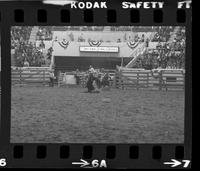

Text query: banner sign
(80, 46), (119, 53)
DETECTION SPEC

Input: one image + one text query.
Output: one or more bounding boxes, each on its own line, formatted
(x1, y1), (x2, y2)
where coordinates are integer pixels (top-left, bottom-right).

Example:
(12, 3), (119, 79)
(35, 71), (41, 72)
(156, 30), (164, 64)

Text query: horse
(86, 72), (110, 92)
(86, 73), (95, 92)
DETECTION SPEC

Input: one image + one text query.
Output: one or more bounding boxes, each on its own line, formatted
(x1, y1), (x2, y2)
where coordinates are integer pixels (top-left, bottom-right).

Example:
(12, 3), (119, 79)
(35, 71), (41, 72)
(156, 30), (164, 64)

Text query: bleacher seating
(11, 26), (48, 67)
(132, 27), (185, 69)
(11, 26), (185, 70)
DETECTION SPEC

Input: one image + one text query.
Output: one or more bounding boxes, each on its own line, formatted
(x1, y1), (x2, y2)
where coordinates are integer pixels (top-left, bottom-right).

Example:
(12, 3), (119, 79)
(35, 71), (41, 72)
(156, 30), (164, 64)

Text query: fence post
(43, 70), (45, 86)
(159, 70), (162, 91)
(114, 70), (117, 88)
(119, 69), (124, 90)
(119, 70), (122, 89)
(19, 67), (22, 87)
(58, 71), (61, 87)
(137, 72), (139, 90)
(183, 71), (185, 91)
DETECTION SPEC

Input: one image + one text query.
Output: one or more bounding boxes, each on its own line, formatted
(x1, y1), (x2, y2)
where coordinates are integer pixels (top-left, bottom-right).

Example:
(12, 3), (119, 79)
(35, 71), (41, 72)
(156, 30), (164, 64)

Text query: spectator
(23, 60), (29, 67)
(49, 70), (55, 87)
(36, 26), (53, 40)
(74, 69), (80, 85)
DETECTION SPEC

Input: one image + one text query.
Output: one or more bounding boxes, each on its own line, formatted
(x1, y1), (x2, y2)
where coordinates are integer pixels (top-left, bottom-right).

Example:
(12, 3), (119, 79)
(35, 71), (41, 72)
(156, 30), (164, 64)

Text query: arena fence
(114, 66), (185, 91)
(11, 67), (185, 91)
(11, 67), (51, 86)
(57, 69), (116, 88)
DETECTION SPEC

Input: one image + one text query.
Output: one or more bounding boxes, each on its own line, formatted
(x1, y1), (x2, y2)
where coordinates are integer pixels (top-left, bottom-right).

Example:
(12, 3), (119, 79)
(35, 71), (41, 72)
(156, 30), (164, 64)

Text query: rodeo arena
(11, 26), (185, 143)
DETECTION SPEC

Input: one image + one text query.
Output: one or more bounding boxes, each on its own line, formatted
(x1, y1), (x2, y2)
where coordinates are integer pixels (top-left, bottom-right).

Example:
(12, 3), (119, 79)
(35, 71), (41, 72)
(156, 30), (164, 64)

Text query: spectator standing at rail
(49, 70), (55, 87)
(23, 59), (29, 67)
(101, 72), (110, 88)
(74, 69), (80, 85)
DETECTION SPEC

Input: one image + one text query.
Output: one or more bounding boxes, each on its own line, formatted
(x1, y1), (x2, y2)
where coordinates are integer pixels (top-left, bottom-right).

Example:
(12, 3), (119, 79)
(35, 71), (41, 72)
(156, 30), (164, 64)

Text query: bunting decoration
(88, 40), (102, 47)
(58, 39), (69, 49)
(127, 41), (139, 49)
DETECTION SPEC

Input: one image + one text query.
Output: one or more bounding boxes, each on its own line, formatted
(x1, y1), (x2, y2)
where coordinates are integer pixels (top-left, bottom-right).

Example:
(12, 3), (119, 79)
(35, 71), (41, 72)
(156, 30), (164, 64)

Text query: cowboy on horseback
(89, 65), (95, 74)
(86, 65), (111, 93)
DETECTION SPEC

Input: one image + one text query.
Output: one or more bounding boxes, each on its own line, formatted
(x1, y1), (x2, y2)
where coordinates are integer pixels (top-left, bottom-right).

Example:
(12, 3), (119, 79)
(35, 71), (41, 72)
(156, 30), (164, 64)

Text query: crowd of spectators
(152, 26), (174, 42)
(133, 27), (185, 69)
(11, 26), (32, 49)
(36, 26), (53, 40)
(11, 26), (46, 67)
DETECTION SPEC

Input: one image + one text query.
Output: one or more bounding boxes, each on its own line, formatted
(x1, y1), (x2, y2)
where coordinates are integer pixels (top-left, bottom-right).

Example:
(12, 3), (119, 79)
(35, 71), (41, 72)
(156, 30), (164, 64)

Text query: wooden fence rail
(11, 67), (185, 91)
(115, 67), (185, 91)
(11, 68), (50, 86)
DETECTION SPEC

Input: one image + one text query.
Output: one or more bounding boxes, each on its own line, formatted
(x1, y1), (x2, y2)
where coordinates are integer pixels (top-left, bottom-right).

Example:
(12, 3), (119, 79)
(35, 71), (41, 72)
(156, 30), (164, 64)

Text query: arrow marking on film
(72, 159), (90, 167)
(164, 159), (182, 167)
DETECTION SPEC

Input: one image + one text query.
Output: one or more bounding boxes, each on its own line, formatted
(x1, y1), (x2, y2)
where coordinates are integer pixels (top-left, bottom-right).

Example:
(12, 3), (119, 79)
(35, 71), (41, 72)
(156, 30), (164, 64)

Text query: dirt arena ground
(11, 86), (184, 143)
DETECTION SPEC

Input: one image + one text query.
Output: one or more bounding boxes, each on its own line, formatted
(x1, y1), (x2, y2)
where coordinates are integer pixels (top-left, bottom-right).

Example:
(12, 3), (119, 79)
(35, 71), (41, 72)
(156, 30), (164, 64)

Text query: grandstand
(11, 26), (185, 72)
(134, 27), (185, 69)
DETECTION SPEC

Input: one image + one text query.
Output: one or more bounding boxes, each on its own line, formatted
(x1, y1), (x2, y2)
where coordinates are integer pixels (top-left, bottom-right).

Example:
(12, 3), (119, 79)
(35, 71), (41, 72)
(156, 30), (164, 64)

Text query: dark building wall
(54, 56), (131, 73)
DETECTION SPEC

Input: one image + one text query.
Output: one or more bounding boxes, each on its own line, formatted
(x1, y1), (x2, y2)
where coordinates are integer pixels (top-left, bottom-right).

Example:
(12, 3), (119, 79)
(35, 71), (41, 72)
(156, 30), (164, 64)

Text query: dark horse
(86, 73), (109, 93)
(86, 73), (95, 92)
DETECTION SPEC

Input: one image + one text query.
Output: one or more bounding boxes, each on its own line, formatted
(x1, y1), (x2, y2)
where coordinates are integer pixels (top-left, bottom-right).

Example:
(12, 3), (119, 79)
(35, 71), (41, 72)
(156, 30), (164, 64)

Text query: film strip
(0, 0), (192, 169)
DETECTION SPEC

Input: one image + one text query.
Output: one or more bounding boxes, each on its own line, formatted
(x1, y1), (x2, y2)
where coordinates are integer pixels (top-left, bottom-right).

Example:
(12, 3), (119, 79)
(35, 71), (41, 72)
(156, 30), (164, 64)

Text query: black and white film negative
(0, 0), (192, 169)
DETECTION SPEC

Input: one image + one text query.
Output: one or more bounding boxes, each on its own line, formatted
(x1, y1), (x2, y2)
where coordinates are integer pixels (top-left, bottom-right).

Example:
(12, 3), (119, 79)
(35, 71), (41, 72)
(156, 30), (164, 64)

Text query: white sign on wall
(80, 46), (119, 53)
